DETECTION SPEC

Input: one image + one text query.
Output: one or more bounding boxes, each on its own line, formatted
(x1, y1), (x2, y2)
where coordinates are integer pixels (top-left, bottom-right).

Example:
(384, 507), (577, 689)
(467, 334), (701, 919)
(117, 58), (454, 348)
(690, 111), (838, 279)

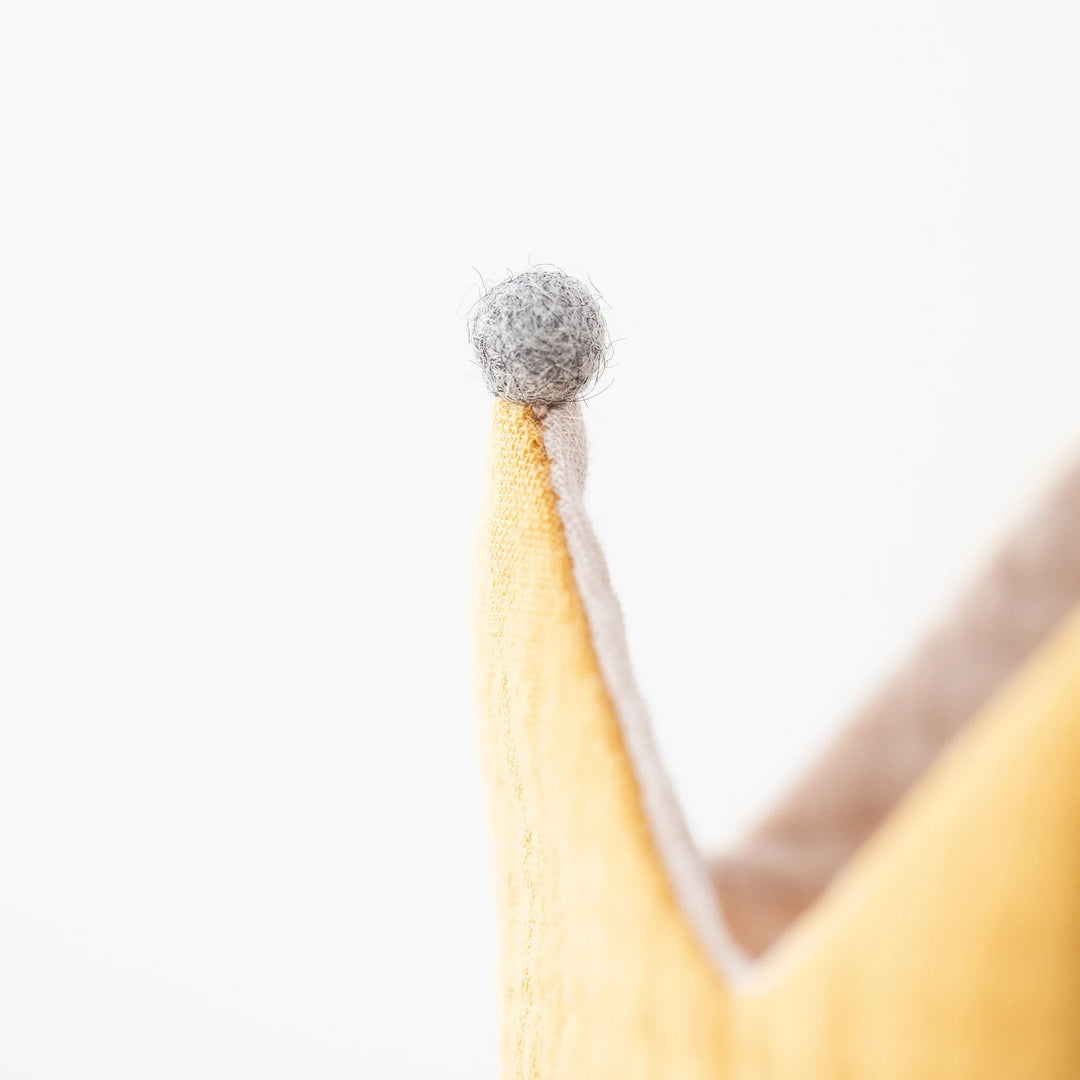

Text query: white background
(3, 1), (1080, 1076)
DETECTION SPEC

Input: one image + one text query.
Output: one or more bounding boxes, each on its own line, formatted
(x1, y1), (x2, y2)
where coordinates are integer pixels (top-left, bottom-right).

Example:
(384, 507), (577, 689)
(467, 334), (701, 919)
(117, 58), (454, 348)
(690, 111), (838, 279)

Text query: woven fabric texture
(475, 399), (1080, 1079)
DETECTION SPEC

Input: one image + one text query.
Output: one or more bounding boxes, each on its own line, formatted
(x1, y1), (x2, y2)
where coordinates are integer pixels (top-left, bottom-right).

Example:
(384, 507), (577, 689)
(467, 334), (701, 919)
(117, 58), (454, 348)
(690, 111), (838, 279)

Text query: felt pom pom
(468, 269), (607, 406)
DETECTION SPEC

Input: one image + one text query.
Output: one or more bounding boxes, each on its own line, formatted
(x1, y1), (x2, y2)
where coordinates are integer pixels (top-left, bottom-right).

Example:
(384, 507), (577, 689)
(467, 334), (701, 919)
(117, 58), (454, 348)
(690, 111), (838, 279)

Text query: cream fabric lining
(542, 403), (749, 979)
(710, 455), (1080, 959)
(541, 402), (1080, 974)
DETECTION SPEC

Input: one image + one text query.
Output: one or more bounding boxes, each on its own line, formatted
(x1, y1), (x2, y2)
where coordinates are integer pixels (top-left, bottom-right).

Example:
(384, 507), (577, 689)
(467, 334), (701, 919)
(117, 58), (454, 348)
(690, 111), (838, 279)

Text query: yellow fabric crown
(475, 399), (1080, 1079)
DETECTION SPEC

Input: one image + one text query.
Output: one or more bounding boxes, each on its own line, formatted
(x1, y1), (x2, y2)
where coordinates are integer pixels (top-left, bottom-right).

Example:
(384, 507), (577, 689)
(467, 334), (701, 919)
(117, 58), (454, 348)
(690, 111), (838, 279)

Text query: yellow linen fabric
(475, 399), (1080, 1079)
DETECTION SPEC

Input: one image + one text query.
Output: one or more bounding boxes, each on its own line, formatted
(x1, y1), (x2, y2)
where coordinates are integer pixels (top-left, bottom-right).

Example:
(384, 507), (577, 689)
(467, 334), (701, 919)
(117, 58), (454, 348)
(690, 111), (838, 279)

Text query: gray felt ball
(467, 269), (607, 406)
